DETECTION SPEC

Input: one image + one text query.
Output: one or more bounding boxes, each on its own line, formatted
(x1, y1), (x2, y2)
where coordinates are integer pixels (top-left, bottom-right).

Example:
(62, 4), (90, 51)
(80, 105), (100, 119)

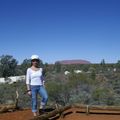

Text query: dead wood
(30, 105), (71, 120)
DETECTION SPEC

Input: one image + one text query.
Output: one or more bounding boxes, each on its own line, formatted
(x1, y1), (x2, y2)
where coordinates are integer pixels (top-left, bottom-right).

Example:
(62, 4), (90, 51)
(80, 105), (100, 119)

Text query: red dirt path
(0, 109), (120, 120)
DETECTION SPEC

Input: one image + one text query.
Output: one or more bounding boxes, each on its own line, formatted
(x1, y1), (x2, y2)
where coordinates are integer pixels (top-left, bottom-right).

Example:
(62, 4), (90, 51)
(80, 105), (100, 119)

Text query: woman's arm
(26, 68), (31, 95)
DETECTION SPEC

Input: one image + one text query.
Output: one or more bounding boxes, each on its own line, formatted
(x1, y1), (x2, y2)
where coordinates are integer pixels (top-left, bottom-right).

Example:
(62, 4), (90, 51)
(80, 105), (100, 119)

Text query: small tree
(20, 59), (31, 75)
(100, 59), (107, 73)
(0, 55), (18, 78)
(115, 60), (120, 72)
(54, 62), (62, 73)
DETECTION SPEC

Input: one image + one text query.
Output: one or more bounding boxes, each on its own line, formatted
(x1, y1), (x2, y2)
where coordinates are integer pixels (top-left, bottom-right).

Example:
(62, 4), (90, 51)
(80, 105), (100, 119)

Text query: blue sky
(0, 0), (120, 64)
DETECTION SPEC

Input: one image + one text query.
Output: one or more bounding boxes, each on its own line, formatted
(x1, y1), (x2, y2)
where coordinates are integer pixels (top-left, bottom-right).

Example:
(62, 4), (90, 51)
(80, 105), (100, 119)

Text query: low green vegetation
(0, 55), (120, 107)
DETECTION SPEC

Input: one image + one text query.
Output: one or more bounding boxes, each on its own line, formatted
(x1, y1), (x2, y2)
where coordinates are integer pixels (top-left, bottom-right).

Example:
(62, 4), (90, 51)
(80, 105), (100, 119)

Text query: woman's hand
(27, 90), (32, 96)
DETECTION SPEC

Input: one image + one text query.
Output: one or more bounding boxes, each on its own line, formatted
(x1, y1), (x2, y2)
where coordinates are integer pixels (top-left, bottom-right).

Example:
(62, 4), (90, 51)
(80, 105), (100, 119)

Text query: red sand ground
(0, 108), (120, 120)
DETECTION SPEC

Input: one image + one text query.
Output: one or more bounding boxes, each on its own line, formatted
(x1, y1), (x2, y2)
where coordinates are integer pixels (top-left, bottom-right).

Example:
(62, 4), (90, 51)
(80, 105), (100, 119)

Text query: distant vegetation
(0, 54), (120, 107)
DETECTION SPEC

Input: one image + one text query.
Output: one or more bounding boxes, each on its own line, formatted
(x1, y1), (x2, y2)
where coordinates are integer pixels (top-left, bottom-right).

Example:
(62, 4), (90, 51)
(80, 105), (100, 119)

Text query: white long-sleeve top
(26, 68), (44, 86)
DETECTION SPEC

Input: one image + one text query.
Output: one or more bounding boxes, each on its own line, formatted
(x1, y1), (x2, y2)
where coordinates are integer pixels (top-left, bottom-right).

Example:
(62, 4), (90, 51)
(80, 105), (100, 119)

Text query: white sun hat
(31, 54), (39, 60)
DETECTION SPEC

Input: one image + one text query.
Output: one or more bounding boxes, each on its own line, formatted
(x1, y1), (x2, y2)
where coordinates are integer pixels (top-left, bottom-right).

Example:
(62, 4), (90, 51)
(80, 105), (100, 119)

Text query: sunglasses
(32, 59), (39, 62)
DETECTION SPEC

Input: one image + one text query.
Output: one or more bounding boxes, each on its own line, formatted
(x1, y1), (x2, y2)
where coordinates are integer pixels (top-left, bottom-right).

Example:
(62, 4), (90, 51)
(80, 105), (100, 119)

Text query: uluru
(55, 59), (91, 64)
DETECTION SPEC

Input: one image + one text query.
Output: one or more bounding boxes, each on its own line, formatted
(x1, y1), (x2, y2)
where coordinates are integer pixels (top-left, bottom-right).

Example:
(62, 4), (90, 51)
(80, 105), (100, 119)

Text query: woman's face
(31, 59), (39, 67)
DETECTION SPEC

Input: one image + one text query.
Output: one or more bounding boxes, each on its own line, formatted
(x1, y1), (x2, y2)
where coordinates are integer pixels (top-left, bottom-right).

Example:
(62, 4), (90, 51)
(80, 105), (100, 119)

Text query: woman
(26, 54), (48, 116)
